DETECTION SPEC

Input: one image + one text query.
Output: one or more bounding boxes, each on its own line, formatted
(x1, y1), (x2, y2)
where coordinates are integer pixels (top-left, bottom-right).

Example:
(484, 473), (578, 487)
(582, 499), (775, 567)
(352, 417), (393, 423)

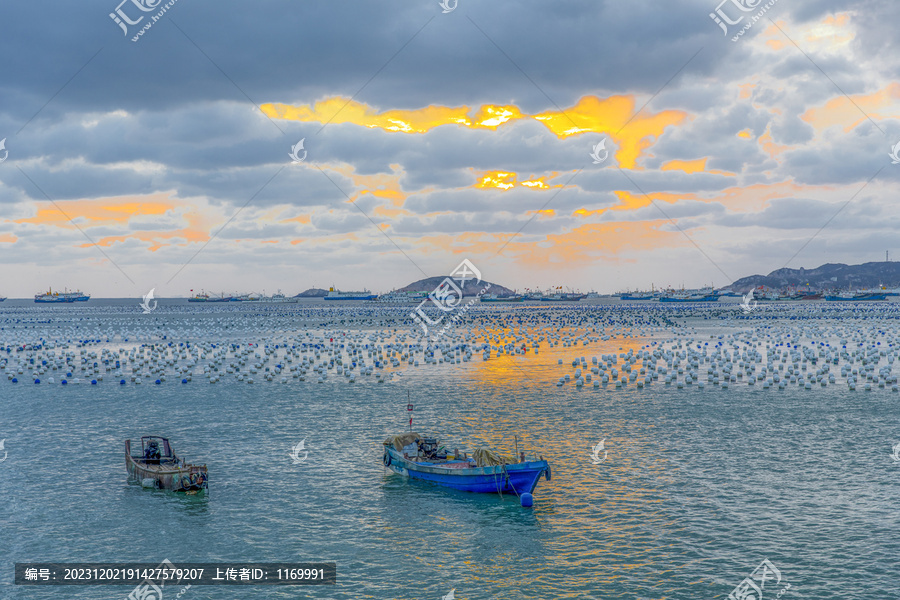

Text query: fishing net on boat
(383, 433), (421, 451)
(473, 447), (515, 467)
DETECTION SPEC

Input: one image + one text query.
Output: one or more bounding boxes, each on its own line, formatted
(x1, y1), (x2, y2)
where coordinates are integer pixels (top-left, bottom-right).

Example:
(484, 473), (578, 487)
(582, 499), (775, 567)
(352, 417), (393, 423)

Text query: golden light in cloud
(417, 221), (687, 267)
(569, 180), (823, 219)
(712, 180), (833, 213)
(470, 105), (524, 128)
(520, 179), (548, 189)
(763, 21), (789, 51)
(84, 226), (208, 253)
(661, 158), (707, 174)
(283, 214), (312, 225)
(472, 170), (568, 191)
(262, 98), (469, 133)
(13, 192), (216, 252)
(0, 233), (17, 243)
(475, 171), (516, 190)
(324, 163), (410, 207)
(801, 82), (900, 133)
(533, 95), (688, 169)
(737, 129), (753, 139)
(373, 205), (414, 219)
(662, 158), (736, 176)
(290, 232), (360, 246)
(261, 98), (522, 133)
(537, 221), (687, 263)
(759, 128), (792, 159)
(15, 192), (176, 228)
(263, 95), (688, 169)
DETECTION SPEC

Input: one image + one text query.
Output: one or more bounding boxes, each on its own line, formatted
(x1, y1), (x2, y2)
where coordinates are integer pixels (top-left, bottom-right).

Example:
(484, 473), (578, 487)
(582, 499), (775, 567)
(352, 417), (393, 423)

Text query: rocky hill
(397, 276), (516, 296)
(295, 288), (328, 297)
(731, 261), (900, 292)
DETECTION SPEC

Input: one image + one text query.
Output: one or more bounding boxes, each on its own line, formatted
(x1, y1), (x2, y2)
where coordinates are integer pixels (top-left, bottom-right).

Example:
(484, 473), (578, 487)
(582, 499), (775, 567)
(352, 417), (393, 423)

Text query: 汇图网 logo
(289, 139), (307, 163)
(289, 439), (308, 464)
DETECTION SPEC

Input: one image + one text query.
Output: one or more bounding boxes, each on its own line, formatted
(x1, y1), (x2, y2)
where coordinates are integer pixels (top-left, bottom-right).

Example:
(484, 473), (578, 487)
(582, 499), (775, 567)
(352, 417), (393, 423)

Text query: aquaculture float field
(0, 299), (897, 599)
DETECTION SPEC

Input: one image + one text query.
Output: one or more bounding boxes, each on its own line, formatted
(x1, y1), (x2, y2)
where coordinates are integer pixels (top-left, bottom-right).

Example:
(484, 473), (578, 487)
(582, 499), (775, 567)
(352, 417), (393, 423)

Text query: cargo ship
(34, 288), (90, 303)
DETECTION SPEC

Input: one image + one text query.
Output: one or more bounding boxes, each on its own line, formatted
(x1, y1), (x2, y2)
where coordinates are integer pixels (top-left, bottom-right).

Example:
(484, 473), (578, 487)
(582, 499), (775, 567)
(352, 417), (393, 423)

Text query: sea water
(0, 300), (897, 599)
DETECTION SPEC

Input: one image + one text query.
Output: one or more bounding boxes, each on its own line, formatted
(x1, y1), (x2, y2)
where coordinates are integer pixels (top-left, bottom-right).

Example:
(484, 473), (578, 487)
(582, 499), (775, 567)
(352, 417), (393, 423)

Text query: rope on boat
(502, 464), (521, 501)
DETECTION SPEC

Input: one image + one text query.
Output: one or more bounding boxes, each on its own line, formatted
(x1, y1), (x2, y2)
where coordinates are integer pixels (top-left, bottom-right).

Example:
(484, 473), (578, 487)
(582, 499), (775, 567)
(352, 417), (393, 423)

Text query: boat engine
(421, 438), (439, 459)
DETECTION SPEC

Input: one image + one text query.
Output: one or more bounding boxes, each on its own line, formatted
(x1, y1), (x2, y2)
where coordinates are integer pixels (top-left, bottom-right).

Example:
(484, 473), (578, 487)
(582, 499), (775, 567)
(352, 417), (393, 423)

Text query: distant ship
(255, 291), (298, 303)
(34, 288), (90, 303)
(619, 292), (656, 300)
(189, 291), (236, 302)
(234, 293), (262, 302)
(824, 291), (886, 301)
(619, 285), (657, 300)
(526, 290), (586, 302)
(658, 291), (718, 303)
(323, 287), (377, 301)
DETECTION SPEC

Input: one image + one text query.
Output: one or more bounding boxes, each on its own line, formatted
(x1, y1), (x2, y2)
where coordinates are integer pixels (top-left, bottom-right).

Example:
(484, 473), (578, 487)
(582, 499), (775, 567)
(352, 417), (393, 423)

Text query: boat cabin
(133, 436), (175, 465)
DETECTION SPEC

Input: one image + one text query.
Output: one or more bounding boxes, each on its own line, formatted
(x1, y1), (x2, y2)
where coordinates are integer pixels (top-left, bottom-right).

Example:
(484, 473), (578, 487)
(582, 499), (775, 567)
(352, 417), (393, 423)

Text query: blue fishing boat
(382, 433), (550, 496)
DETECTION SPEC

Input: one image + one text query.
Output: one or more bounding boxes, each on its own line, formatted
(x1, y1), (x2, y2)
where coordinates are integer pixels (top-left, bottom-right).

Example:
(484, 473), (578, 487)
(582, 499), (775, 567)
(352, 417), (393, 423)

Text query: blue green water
(1, 301), (898, 599)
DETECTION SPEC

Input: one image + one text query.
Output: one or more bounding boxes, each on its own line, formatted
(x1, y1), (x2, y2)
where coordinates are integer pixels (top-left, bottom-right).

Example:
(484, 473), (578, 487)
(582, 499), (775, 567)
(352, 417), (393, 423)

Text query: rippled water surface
(1, 300), (898, 599)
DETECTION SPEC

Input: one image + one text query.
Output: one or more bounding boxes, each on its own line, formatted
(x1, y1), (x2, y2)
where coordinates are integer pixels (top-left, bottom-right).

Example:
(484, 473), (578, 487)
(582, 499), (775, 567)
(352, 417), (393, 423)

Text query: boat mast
(407, 391), (414, 431)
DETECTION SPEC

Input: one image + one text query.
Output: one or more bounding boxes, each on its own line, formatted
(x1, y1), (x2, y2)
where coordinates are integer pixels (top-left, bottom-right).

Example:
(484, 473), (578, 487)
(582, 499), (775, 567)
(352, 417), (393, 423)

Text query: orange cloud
(15, 192), (176, 228)
(472, 170), (570, 191)
(533, 95), (688, 168)
(0, 233), (17, 243)
(758, 128), (793, 159)
(761, 20), (791, 51)
(290, 232), (360, 246)
(322, 163), (411, 208)
(661, 158), (707, 174)
(264, 95), (689, 169)
(415, 221), (687, 266)
(801, 82), (900, 133)
(570, 180), (829, 219)
(661, 158), (736, 176)
(283, 214), (312, 225)
(475, 171), (516, 190)
(85, 230), (206, 253)
(12, 192), (217, 252)
(261, 97), (520, 133)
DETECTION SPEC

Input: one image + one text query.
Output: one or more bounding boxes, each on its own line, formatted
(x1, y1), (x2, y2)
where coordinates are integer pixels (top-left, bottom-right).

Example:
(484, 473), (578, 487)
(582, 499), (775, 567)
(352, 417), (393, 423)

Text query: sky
(1, 0), (899, 298)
